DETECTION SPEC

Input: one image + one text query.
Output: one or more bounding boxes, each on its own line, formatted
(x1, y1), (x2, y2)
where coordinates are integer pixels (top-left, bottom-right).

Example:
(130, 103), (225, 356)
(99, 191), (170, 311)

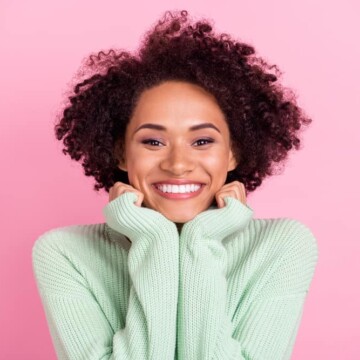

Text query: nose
(160, 145), (195, 176)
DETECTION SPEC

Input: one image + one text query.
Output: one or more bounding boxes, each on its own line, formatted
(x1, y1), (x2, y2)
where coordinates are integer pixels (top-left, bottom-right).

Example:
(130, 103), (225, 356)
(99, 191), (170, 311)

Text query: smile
(152, 183), (204, 199)
(155, 184), (201, 193)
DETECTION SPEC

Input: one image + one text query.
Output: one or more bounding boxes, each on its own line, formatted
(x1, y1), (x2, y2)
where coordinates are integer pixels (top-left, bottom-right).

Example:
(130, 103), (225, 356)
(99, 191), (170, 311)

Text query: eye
(193, 138), (215, 146)
(141, 139), (164, 147)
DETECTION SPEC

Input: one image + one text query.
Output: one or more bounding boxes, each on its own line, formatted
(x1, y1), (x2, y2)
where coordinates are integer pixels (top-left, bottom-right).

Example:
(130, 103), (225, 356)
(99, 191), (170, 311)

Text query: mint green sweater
(32, 192), (318, 360)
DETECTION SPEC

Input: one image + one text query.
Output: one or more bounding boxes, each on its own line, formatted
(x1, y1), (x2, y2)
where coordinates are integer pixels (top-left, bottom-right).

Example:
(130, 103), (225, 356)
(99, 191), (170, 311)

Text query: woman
(32, 10), (318, 360)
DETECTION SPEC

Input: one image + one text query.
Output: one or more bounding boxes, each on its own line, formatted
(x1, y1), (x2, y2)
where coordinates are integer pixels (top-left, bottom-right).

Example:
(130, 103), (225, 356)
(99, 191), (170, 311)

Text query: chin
(161, 209), (202, 224)
(144, 198), (214, 223)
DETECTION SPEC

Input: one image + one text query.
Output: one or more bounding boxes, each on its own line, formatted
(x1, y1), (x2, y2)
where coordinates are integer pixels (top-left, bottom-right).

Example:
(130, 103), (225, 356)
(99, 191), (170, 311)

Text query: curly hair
(55, 9), (312, 195)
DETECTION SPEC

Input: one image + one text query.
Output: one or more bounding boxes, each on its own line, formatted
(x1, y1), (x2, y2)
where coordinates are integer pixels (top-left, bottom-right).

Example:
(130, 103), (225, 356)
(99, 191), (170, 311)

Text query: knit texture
(32, 192), (318, 359)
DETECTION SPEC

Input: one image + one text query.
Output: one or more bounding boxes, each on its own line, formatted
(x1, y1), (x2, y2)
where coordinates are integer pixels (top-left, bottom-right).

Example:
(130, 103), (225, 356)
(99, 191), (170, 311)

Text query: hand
(105, 182), (178, 240)
(181, 180), (251, 240)
(214, 181), (247, 208)
(109, 181), (144, 207)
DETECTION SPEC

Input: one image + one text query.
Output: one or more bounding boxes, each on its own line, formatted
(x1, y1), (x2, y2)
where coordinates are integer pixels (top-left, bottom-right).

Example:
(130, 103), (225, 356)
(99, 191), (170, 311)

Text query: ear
(227, 148), (238, 172)
(118, 157), (127, 172)
(114, 140), (127, 172)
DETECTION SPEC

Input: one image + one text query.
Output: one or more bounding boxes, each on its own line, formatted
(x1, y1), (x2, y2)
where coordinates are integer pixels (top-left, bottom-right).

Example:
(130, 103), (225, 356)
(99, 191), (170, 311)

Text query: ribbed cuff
(102, 192), (178, 240)
(212, 317), (245, 359)
(181, 196), (254, 240)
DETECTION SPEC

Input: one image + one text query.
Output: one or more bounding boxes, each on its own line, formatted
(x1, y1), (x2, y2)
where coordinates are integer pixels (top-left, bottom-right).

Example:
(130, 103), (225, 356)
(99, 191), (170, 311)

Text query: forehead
(128, 80), (228, 130)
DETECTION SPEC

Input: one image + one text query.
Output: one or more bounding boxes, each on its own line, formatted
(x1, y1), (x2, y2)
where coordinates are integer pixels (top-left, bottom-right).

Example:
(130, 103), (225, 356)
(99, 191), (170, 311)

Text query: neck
(175, 222), (184, 234)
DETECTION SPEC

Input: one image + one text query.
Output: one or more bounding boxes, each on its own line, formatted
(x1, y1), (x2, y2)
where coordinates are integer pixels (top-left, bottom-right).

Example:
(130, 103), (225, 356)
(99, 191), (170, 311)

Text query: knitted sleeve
(32, 192), (179, 360)
(176, 196), (318, 360)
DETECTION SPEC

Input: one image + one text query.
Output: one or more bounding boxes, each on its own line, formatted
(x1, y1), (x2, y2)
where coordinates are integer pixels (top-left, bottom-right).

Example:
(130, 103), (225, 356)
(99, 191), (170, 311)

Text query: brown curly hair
(55, 9), (312, 195)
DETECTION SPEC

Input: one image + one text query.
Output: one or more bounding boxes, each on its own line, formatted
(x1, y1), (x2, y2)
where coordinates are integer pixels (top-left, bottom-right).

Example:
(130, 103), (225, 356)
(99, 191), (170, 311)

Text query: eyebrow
(134, 122), (221, 134)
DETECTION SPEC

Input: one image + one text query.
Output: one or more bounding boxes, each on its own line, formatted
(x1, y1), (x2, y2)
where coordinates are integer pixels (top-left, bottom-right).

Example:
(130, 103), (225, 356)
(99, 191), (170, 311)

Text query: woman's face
(118, 80), (237, 223)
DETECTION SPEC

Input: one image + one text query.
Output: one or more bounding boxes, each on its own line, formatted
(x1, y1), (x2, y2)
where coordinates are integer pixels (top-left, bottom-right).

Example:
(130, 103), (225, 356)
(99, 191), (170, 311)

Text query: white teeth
(156, 184), (201, 194)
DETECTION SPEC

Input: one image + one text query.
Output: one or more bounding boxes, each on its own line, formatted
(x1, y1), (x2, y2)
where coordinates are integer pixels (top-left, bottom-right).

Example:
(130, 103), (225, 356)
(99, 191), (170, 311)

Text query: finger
(215, 190), (238, 208)
(239, 182), (247, 205)
(215, 193), (225, 208)
(222, 181), (247, 205)
(218, 184), (241, 200)
(109, 182), (126, 201)
(216, 188), (247, 208)
(109, 182), (143, 204)
(109, 182), (127, 202)
(133, 192), (144, 207)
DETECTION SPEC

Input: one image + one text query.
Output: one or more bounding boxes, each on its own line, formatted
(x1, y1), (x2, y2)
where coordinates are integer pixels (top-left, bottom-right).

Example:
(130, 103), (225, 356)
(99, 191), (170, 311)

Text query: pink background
(1, 0), (359, 358)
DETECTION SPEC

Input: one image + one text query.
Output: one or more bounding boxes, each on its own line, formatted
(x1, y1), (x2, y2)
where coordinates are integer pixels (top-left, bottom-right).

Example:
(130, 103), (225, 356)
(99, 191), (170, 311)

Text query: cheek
(202, 151), (230, 175)
(127, 163), (145, 185)
(125, 151), (154, 186)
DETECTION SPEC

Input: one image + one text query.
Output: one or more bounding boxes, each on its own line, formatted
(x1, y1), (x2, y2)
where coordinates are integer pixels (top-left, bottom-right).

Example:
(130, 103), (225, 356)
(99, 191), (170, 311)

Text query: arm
(176, 196), (318, 360)
(32, 192), (179, 360)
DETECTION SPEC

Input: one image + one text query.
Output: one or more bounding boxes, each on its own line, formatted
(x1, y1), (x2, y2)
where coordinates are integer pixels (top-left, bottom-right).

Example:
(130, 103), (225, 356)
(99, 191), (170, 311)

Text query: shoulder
(247, 217), (318, 259)
(32, 222), (128, 276)
(32, 223), (103, 257)
(32, 224), (101, 275)
(228, 216), (318, 282)
(252, 217), (319, 291)
(32, 224), (100, 295)
(32, 223), (128, 296)
(230, 217), (319, 297)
